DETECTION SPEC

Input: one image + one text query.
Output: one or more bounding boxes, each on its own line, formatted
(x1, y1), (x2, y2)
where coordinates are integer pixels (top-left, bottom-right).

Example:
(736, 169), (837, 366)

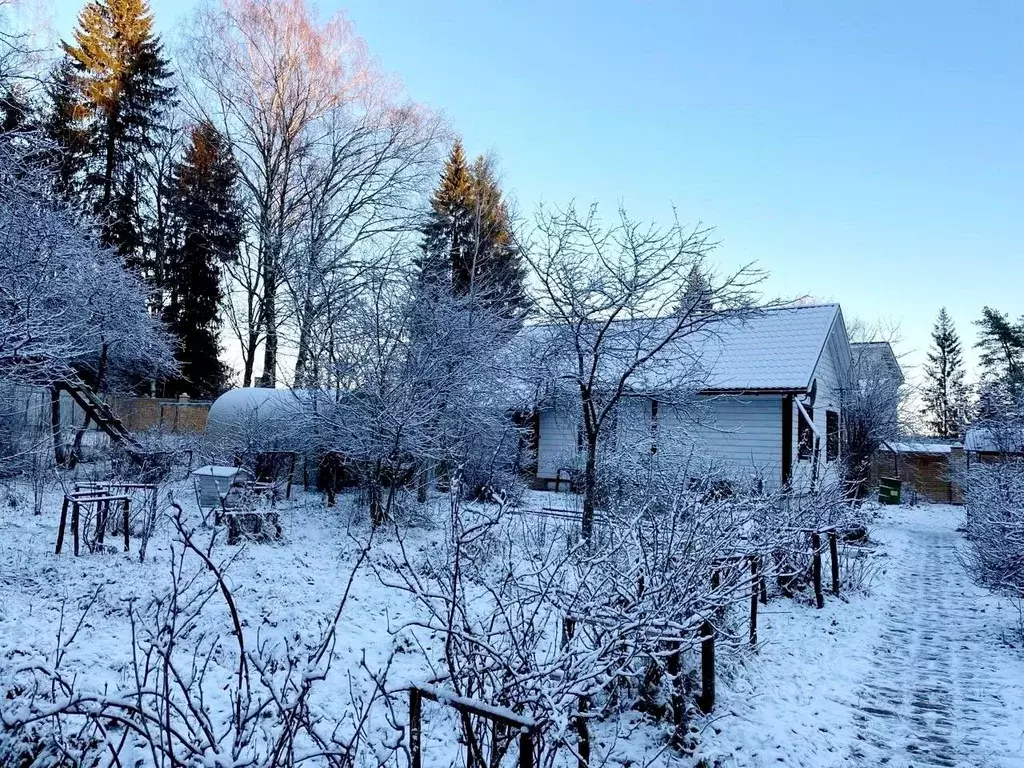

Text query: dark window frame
(826, 410), (840, 462)
(797, 405), (815, 461)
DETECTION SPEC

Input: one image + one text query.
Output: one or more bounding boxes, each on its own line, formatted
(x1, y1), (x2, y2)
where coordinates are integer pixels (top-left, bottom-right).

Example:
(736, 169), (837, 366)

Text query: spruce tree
(62, 0), (173, 271)
(43, 58), (90, 201)
(418, 140), (473, 290)
(922, 307), (967, 437)
(162, 122), (242, 397)
(418, 141), (528, 323)
(681, 265), (713, 314)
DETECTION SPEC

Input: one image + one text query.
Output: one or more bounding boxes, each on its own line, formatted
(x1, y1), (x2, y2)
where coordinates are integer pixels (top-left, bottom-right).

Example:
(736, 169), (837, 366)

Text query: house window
(826, 411), (840, 462)
(797, 405), (814, 461)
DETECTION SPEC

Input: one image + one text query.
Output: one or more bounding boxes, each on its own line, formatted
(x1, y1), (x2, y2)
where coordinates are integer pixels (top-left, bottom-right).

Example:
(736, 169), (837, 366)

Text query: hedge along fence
(404, 527), (850, 768)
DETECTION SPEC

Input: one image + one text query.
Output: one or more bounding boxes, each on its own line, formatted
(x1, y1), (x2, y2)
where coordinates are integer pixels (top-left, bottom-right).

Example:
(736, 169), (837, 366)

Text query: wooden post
(55, 496), (69, 554)
(286, 452), (296, 499)
(123, 498), (131, 552)
(666, 642), (685, 744)
(95, 499), (107, 545)
(519, 729), (534, 768)
(828, 530), (840, 596)
(575, 696), (590, 767)
(697, 620), (715, 713)
(72, 501), (80, 556)
(811, 531), (824, 609)
(409, 688), (422, 768)
(561, 616), (576, 650)
(749, 556), (759, 647)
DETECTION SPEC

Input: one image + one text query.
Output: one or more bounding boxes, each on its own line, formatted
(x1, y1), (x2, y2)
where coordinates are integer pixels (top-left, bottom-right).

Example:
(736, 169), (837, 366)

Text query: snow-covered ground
(2, 478), (1023, 767)
(701, 504), (1024, 768)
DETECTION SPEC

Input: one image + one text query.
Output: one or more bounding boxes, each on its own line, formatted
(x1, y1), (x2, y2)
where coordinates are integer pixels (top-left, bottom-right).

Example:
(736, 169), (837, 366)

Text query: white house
(531, 303), (853, 492)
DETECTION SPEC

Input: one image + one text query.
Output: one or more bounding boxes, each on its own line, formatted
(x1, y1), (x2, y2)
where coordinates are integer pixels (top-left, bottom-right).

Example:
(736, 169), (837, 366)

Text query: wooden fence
(107, 396), (212, 434)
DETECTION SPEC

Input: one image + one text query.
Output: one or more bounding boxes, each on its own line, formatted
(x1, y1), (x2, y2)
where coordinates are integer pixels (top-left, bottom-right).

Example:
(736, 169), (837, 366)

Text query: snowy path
(703, 506), (1024, 768)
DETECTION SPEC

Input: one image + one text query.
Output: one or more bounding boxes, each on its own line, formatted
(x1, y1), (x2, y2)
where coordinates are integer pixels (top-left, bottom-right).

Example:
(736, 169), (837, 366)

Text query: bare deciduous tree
(183, 0), (442, 387)
(524, 204), (764, 542)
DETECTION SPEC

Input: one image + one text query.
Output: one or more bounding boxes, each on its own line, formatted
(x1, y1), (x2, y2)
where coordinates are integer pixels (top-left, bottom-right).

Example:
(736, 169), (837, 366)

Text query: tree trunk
(581, 440), (598, 544)
(259, 264), (277, 387)
(101, 106), (119, 210)
(292, 294), (316, 388)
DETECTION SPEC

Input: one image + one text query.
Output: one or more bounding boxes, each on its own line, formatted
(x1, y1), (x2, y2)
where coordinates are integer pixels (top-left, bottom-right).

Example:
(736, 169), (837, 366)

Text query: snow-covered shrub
(962, 459), (1024, 594)
(0, 505), (397, 767)
(384, 473), (864, 765)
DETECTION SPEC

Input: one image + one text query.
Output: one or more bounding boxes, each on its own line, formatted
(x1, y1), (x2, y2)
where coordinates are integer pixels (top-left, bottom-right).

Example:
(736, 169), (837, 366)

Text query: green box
(879, 476), (902, 505)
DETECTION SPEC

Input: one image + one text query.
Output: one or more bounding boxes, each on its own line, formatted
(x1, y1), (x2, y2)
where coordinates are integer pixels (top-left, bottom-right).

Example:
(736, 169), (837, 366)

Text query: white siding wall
(537, 408), (579, 480)
(662, 396), (784, 488)
(536, 395), (786, 489)
(534, 320), (852, 491)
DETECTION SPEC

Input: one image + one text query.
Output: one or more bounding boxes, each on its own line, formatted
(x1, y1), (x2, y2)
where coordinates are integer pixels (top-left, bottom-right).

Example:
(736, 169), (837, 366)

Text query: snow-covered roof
(522, 303), (846, 394)
(204, 388), (316, 450)
(881, 441), (958, 455)
(964, 426), (1024, 454)
(850, 341), (904, 384)
(686, 304), (843, 391)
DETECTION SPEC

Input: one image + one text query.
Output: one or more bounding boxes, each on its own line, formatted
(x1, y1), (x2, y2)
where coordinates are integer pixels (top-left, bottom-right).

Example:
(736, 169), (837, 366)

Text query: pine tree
(162, 122), (243, 397)
(464, 155), (529, 320)
(975, 306), (1024, 388)
(418, 141), (528, 323)
(62, 0), (174, 271)
(921, 307), (967, 437)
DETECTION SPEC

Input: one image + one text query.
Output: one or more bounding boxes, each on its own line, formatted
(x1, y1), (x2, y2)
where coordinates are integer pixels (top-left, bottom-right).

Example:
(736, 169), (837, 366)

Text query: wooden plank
(414, 685), (535, 730)
(55, 496), (69, 554)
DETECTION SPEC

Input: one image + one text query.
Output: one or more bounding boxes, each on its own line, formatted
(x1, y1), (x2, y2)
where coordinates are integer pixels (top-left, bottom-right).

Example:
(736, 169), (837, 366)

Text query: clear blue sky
(47, 0), (1024, 385)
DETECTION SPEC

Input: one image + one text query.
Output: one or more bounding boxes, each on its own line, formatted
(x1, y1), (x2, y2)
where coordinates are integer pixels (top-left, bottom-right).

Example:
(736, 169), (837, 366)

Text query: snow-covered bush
(0, 505), (397, 767)
(384, 472), (863, 765)
(962, 459), (1024, 594)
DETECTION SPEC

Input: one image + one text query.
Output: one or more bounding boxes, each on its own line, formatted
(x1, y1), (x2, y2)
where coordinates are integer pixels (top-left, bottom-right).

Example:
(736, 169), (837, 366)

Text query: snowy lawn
(3, 481), (1024, 767)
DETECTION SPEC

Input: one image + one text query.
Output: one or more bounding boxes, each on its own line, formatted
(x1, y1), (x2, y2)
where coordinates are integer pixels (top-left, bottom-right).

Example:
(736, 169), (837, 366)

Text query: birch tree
(183, 0), (441, 387)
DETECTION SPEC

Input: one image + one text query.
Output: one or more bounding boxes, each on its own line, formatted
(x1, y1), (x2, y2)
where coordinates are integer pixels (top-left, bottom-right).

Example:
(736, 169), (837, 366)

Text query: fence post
(811, 531), (824, 609)
(72, 501), (80, 556)
(828, 530), (840, 596)
(666, 642), (685, 745)
(55, 497), (69, 554)
(575, 695), (590, 767)
(95, 499), (107, 545)
(697, 620), (715, 713)
(519, 729), (534, 768)
(749, 556), (759, 647)
(123, 498), (131, 552)
(409, 688), (422, 768)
